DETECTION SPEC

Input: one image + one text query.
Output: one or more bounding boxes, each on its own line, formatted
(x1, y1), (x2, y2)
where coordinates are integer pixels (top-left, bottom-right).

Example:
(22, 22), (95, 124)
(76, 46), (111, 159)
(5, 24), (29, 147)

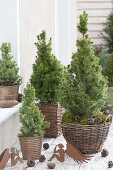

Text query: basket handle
(105, 114), (112, 122)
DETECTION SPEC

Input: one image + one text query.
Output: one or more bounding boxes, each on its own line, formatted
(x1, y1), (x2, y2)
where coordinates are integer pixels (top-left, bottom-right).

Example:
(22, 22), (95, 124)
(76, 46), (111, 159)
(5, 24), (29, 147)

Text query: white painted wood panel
(78, 3), (112, 9)
(78, 31), (104, 39)
(78, 0), (113, 2)
(0, 0), (19, 63)
(78, 9), (112, 17)
(77, 17), (107, 24)
(19, 0), (55, 90)
(88, 24), (104, 31)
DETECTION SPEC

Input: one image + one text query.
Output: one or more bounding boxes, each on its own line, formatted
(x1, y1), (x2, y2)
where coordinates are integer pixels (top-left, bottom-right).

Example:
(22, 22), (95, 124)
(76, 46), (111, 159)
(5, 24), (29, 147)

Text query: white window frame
(55, 0), (71, 66)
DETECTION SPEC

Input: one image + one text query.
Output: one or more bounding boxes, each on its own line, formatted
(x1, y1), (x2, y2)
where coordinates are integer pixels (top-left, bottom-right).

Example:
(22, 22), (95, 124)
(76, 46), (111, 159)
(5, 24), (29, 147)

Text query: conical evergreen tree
(59, 11), (107, 117)
(30, 30), (63, 103)
(0, 43), (21, 86)
(19, 83), (48, 137)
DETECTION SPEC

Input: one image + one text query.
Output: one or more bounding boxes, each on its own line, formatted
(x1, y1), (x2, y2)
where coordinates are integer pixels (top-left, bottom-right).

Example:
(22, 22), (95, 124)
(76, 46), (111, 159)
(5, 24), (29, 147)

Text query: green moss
(62, 112), (110, 125)
(80, 117), (88, 125)
(62, 112), (75, 124)
(94, 112), (106, 123)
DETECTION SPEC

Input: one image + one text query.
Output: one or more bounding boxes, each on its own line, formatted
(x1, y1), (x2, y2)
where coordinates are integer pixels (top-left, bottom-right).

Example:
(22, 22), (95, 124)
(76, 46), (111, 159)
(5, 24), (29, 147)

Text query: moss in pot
(58, 11), (112, 154)
(30, 30), (64, 138)
(0, 43), (21, 102)
(19, 83), (49, 160)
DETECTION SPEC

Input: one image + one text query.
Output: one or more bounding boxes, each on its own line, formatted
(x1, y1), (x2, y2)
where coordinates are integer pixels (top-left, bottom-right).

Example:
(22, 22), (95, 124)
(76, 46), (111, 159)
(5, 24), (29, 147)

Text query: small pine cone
(105, 109), (110, 115)
(0, 100), (18, 108)
(95, 117), (102, 125)
(47, 162), (56, 169)
(101, 149), (108, 157)
(27, 159), (35, 167)
(18, 93), (23, 102)
(43, 143), (49, 150)
(39, 155), (46, 162)
(88, 117), (94, 125)
(75, 115), (81, 123)
(108, 161), (113, 168)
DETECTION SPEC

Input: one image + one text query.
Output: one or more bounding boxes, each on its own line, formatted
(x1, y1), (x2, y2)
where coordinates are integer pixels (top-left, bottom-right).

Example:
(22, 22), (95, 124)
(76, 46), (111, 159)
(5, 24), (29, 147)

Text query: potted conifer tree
(0, 43), (21, 102)
(59, 11), (112, 154)
(31, 30), (63, 138)
(19, 83), (48, 160)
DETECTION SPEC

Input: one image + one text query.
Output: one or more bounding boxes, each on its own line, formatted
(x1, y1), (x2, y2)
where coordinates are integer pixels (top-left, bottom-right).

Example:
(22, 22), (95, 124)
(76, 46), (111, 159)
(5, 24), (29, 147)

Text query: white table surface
(0, 103), (21, 125)
(5, 121), (113, 170)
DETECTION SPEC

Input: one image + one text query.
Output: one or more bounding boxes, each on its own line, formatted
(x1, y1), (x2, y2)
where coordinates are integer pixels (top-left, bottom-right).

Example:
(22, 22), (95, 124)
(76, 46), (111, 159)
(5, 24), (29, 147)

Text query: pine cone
(0, 100), (18, 108)
(18, 93), (23, 102)
(39, 155), (46, 162)
(95, 117), (102, 125)
(88, 117), (94, 125)
(75, 115), (81, 123)
(43, 143), (49, 150)
(108, 161), (113, 168)
(27, 159), (35, 167)
(47, 162), (56, 169)
(101, 149), (108, 157)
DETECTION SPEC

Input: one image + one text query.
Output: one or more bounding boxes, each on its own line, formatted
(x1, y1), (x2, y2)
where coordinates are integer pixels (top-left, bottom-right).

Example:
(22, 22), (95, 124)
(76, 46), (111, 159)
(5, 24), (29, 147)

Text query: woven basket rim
(0, 85), (19, 88)
(62, 121), (112, 127)
(18, 136), (43, 139)
(38, 102), (59, 106)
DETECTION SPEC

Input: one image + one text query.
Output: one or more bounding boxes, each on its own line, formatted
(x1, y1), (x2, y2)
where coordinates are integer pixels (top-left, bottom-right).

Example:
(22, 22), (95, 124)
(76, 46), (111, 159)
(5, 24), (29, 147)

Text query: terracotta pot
(62, 121), (111, 154)
(0, 85), (19, 101)
(19, 136), (42, 160)
(38, 103), (63, 138)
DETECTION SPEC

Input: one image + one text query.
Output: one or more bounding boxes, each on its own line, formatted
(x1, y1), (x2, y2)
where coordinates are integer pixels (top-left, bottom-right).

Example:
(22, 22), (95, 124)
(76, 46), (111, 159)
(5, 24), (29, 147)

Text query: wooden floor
(5, 122), (113, 170)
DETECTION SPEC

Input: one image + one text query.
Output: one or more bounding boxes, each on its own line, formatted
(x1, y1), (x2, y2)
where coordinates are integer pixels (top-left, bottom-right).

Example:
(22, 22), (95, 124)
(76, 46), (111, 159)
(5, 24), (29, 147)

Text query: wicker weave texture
(38, 103), (63, 138)
(62, 122), (111, 154)
(0, 85), (19, 101)
(19, 137), (42, 160)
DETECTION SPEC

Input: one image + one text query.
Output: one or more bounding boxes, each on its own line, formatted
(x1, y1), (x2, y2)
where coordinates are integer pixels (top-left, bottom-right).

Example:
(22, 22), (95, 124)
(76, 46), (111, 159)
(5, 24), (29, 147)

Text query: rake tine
(86, 157), (91, 161)
(83, 160), (88, 163)
(76, 160), (81, 164)
(79, 160), (84, 164)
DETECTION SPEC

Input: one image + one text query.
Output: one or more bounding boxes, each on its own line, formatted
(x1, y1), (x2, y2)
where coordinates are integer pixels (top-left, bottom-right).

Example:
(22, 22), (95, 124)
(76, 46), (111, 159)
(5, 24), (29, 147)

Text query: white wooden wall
(19, 0), (55, 89)
(0, 0), (19, 63)
(77, 0), (113, 46)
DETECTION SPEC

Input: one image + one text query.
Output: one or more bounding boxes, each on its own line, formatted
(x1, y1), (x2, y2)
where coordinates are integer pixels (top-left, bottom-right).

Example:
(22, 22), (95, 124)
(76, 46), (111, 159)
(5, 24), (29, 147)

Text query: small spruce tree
(0, 43), (21, 86)
(59, 11), (107, 118)
(19, 83), (48, 137)
(31, 30), (63, 103)
(102, 12), (113, 53)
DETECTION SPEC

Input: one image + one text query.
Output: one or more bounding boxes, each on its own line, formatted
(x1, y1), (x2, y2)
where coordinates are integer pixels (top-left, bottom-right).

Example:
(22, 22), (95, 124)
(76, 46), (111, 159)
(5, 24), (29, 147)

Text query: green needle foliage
(0, 43), (21, 86)
(19, 83), (49, 137)
(31, 30), (63, 103)
(105, 53), (113, 86)
(103, 12), (113, 53)
(59, 11), (107, 118)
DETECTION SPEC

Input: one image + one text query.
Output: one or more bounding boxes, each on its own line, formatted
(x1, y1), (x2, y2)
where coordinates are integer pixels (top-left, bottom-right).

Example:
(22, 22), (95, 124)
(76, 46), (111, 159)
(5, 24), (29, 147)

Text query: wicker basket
(0, 85), (19, 101)
(38, 103), (63, 138)
(62, 122), (111, 154)
(19, 136), (42, 160)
